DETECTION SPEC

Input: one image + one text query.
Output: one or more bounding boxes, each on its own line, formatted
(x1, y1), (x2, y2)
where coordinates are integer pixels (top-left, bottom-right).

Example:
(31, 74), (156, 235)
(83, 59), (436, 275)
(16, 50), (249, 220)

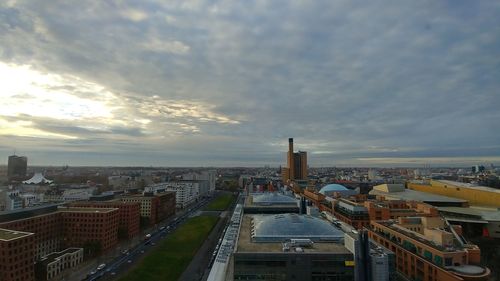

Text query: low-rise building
(407, 180), (500, 207)
(234, 213), (354, 281)
(370, 184), (469, 207)
(36, 248), (84, 281)
(369, 216), (491, 281)
(243, 193), (299, 214)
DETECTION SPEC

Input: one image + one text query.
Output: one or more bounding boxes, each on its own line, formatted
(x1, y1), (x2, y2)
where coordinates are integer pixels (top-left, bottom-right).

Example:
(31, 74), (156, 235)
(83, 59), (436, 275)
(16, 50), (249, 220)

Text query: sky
(0, 0), (499, 167)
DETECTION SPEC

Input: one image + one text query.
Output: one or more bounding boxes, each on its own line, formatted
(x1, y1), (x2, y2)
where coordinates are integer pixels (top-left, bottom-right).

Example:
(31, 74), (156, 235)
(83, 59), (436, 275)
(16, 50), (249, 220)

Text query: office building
(344, 230), (398, 281)
(233, 213), (354, 281)
(147, 182), (198, 208)
(69, 201), (140, 239)
(0, 205), (121, 258)
(332, 195), (439, 230)
(0, 208), (63, 259)
(120, 191), (176, 225)
(7, 155), (27, 179)
(369, 216), (490, 281)
(370, 184), (469, 207)
(408, 180), (500, 207)
(59, 207), (119, 252)
(0, 228), (35, 281)
(282, 138), (308, 182)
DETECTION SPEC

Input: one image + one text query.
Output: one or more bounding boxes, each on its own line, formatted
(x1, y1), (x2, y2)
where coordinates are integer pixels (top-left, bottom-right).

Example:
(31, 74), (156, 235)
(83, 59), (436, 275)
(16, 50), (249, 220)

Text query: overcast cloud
(0, 0), (499, 167)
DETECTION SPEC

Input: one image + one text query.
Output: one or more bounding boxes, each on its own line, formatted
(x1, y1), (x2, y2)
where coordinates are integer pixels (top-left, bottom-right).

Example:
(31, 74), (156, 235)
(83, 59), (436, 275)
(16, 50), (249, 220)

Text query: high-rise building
(7, 155), (27, 179)
(282, 138), (307, 182)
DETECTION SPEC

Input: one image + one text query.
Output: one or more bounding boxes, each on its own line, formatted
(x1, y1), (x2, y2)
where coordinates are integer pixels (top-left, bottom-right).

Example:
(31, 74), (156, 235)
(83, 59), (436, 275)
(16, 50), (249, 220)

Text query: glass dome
(252, 193), (297, 206)
(251, 213), (344, 242)
(319, 184), (348, 194)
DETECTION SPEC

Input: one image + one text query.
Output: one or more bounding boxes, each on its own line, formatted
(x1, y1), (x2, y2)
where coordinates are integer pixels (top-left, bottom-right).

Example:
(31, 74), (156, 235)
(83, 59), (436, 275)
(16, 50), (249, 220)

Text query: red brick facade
(70, 202), (140, 239)
(0, 212), (63, 259)
(0, 229), (36, 281)
(59, 207), (119, 252)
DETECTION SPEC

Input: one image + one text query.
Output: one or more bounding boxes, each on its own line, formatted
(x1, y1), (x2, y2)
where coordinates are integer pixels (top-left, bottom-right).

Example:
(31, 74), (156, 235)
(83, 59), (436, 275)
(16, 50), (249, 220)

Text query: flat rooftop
(0, 228), (33, 241)
(370, 188), (467, 204)
(236, 215), (350, 254)
(57, 207), (118, 213)
(438, 206), (500, 222)
(435, 180), (500, 194)
(42, 248), (82, 264)
(375, 221), (463, 253)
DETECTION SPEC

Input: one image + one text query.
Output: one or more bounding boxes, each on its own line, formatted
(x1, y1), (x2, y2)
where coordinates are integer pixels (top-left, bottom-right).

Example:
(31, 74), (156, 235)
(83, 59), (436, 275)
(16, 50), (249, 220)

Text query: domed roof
(252, 193), (297, 205)
(319, 184), (348, 194)
(251, 213), (344, 242)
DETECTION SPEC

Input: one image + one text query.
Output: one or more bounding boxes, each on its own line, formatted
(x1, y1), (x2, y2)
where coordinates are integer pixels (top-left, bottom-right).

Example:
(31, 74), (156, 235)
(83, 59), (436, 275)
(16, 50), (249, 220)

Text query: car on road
(97, 263), (106, 271)
(127, 260), (132, 263)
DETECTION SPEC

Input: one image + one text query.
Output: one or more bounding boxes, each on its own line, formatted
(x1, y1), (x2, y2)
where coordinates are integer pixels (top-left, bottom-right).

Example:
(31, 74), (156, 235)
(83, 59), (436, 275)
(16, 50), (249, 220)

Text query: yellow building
(407, 180), (500, 208)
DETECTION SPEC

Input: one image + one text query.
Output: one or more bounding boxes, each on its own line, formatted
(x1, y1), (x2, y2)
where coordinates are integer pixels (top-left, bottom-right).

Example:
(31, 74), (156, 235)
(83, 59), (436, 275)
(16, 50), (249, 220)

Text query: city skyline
(1, 1), (499, 167)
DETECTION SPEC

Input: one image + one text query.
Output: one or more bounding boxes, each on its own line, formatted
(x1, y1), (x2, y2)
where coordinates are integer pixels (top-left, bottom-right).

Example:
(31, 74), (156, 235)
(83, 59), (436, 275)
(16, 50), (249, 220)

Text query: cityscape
(1, 1), (500, 281)
(1, 137), (499, 281)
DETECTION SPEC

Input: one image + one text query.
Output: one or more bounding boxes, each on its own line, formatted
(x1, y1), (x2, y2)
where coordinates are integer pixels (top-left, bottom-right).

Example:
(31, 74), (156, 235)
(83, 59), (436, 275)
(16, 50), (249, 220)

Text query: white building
(21, 193), (38, 207)
(182, 170), (216, 194)
(4, 190), (23, 210)
(41, 248), (84, 280)
(62, 188), (94, 201)
(146, 181), (200, 208)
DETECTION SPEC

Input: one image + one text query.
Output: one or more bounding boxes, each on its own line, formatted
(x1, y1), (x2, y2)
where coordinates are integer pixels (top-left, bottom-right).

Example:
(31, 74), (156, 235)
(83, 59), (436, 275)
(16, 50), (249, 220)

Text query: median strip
(118, 215), (219, 281)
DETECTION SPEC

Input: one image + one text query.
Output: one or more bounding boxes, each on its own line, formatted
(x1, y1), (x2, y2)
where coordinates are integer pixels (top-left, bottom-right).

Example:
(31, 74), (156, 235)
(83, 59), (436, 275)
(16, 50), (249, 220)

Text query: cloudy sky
(0, 0), (499, 167)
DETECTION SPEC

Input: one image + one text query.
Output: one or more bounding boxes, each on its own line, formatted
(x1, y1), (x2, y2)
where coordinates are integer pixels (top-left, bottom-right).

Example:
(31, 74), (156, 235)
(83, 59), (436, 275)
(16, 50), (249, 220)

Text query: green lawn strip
(119, 215), (219, 281)
(204, 194), (235, 211)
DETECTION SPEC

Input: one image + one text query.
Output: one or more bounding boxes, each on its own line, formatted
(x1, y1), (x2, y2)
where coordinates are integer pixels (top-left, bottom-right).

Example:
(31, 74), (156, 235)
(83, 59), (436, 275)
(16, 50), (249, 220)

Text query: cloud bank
(0, 0), (499, 166)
